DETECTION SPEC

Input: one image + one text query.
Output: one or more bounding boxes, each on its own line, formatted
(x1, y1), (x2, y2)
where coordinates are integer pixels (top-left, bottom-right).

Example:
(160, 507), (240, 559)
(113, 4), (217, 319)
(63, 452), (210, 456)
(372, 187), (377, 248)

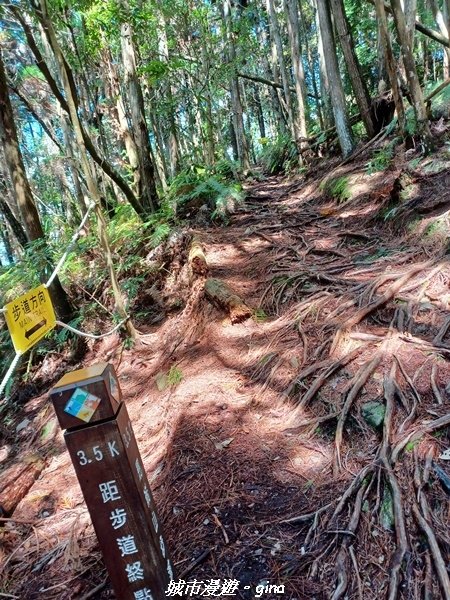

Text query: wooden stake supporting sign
(49, 363), (174, 600)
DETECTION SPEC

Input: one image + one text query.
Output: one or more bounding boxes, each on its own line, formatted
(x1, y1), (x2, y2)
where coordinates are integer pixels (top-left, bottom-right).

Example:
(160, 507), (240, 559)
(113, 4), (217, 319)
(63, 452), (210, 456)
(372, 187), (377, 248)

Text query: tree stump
(189, 237), (208, 276)
(204, 278), (252, 323)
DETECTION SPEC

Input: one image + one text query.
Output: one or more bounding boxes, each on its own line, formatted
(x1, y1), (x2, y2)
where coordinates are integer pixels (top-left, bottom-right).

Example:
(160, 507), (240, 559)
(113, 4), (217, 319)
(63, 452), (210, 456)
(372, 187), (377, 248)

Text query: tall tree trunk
(0, 47), (72, 322)
(59, 108), (87, 217)
(266, 0), (298, 145)
(299, 0), (324, 129)
(0, 214), (14, 264)
(148, 102), (169, 190)
(375, 0), (406, 134)
(377, 13), (389, 92)
(200, 39), (216, 166)
(0, 193), (28, 250)
(430, 0), (450, 77)
(120, 11), (159, 213)
(258, 22), (286, 135)
(446, 0), (450, 76)
(104, 46), (143, 195)
(330, 0), (377, 137)
(38, 0), (135, 338)
(390, 0), (432, 151)
(315, 1), (334, 129)
(283, 0), (308, 146)
(222, 0), (250, 170)
(253, 85), (267, 139)
(156, 3), (180, 177)
(316, 0), (354, 156)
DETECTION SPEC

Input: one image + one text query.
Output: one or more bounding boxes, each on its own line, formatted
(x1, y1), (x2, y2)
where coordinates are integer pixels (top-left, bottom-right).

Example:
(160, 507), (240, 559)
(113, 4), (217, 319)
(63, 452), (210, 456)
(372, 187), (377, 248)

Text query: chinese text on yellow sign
(4, 285), (56, 353)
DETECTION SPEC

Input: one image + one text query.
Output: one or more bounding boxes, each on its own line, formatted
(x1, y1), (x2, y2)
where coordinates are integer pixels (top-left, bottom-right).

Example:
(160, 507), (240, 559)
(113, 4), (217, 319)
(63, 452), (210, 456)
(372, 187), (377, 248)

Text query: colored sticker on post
(109, 371), (119, 401)
(64, 387), (101, 422)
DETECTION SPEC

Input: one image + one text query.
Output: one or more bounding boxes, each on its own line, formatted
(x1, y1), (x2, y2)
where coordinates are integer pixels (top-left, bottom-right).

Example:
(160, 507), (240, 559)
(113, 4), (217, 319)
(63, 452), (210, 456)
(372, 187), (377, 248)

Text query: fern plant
(320, 176), (351, 203)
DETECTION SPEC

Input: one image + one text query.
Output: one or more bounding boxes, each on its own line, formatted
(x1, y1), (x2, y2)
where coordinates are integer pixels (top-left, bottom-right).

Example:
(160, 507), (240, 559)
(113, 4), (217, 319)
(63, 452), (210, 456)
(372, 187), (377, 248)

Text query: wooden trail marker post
(49, 363), (174, 600)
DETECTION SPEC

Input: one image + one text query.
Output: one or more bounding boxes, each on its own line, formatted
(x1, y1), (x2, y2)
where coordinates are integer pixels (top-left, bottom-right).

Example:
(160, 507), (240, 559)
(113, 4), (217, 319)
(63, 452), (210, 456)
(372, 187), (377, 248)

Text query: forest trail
(3, 165), (450, 599)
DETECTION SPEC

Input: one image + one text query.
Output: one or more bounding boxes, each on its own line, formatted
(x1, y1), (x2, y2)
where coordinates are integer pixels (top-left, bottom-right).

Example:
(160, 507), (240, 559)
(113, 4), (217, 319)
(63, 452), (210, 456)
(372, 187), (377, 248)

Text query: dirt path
(2, 172), (450, 599)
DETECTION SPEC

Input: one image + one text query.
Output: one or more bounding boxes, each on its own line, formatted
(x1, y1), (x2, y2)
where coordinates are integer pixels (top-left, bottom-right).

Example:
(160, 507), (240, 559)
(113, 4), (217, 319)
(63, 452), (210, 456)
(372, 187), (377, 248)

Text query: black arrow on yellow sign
(25, 319), (47, 339)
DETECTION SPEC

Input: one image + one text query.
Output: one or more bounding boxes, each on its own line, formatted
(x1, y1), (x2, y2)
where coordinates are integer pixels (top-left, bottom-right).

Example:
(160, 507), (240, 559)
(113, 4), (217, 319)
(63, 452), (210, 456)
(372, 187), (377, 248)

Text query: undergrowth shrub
(259, 134), (298, 174)
(366, 138), (399, 174)
(319, 175), (351, 203)
(426, 79), (450, 120)
(167, 164), (244, 222)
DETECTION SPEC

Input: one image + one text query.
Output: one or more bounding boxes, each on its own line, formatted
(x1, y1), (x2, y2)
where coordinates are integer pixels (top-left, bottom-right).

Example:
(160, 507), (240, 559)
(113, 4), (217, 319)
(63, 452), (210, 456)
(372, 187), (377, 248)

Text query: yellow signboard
(4, 285), (56, 353)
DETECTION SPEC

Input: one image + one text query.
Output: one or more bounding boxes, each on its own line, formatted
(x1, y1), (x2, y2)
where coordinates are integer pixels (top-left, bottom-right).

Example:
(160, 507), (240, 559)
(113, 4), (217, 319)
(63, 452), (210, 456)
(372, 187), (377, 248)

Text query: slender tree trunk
(430, 0), (450, 77)
(422, 37), (429, 83)
(375, 0), (406, 134)
(315, 1), (334, 129)
(446, 0), (450, 76)
(38, 0), (135, 338)
(104, 46), (144, 197)
(156, 4), (180, 176)
(222, 0), (250, 170)
(267, 0), (298, 145)
(299, 0), (324, 129)
(0, 47), (72, 321)
(0, 193), (28, 250)
(200, 40), (216, 166)
(253, 85), (267, 139)
(390, 0), (432, 151)
(148, 103), (169, 190)
(330, 0), (376, 137)
(0, 214), (14, 264)
(59, 108), (87, 217)
(258, 22), (286, 135)
(316, 0), (354, 156)
(120, 14), (159, 213)
(283, 0), (308, 146)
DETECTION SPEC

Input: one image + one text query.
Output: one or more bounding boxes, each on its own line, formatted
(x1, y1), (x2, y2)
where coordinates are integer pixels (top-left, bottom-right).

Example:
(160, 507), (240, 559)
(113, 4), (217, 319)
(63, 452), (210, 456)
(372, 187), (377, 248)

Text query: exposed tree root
(334, 353), (383, 475)
(391, 413), (450, 464)
(413, 496), (450, 599)
(295, 347), (361, 414)
(331, 481), (367, 600)
(244, 176), (450, 596)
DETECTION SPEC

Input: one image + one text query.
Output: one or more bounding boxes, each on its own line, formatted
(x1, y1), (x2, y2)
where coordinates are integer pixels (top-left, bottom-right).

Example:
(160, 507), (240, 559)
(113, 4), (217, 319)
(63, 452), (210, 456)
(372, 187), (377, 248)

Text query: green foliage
(167, 164), (244, 222)
(253, 308), (268, 323)
(139, 60), (168, 83)
(426, 79), (450, 120)
(258, 134), (298, 175)
(155, 365), (183, 391)
(366, 139), (399, 174)
(320, 176), (351, 203)
(423, 217), (448, 241)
